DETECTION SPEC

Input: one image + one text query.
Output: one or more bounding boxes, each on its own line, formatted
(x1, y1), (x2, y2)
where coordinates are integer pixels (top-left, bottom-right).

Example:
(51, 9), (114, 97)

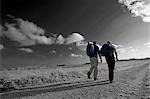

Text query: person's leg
(93, 58), (98, 80)
(108, 62), (112, 82)
(87, 57), (95, 79)
(109, 58), (115, 83)
(109, 65), (113, 82)
(111, 58), (115, 81)
(106, 58), (112, 82)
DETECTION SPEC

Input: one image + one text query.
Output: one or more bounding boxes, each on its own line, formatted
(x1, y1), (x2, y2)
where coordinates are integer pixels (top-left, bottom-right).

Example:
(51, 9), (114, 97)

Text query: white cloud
(117, 46), (137, 53)
(50, 50), (56, 54)
(2, 15), (86, 47)
(144, 42), (150, 45)
(76, 41), (87, 47)
(55, 34), (65, 45)
(76, 41), (87, 51)
(69, 53), (83, 58)
(18, 18), (45, 35)
(0, 44), (4, 50)
(117, 48), (126, 53)
(18, 48), (33, 53)
(116, 46), (150, 59)
(2, 16), (57, 46)
(112, 44), (124, 48)
(65, 33), (84, 45)
(144, 42), (150, 47)
(5, 23), (36, 46)
(130, 48), (137, 52)
(118, 0), (150, 22)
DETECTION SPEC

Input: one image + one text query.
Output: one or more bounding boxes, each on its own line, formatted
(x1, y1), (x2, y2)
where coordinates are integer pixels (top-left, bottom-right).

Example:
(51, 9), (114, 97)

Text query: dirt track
(1, 62), (150, 99)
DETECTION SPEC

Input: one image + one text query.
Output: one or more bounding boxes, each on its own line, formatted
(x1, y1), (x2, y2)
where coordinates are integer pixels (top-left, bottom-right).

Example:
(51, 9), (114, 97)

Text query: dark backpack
(86, 44), (95, 57)
(100, 44), (114, 57)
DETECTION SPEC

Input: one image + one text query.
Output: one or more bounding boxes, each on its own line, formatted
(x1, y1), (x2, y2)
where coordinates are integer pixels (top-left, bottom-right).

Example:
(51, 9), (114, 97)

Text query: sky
(1, 0), (150, 69)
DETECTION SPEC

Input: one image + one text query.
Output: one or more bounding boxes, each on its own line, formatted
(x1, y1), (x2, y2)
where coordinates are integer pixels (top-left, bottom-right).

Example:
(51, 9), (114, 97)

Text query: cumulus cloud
(117, 46), (136, 53)
(0, 44), (4, 50)
(76, 41), (87, 51)
(117, 48), (126, 53)
(112, 44), (124, 48)
(2, 16), (85, 47)
(18, 18), (44, 35)
(65, 33), (84, 45)
(18, 48), (33, 53)
(144, 42), (150, 45)
(144, 42), (150, 47)
(116, 46), (147, 59)
(118, 0), (150, 22)
(2, 17), (55, 46)
(69, 53), (83, 58)
(55, 34), (65, 45)
(4, 23), (36, 46)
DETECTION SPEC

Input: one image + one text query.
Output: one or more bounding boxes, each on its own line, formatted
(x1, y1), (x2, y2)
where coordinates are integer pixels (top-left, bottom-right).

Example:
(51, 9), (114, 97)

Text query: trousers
(106, 57), (115, 81)
(88, 57), (98, 79)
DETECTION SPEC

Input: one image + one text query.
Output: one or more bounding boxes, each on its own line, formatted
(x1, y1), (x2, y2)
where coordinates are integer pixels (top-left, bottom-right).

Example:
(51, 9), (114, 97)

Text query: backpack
(100, 44), (114, 57)
(86, 44), (95, 57)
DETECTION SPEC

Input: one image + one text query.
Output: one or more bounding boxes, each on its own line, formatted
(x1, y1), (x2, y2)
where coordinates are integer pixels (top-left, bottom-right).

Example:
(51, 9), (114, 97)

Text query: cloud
(18, 48), (33, 53)
(116, 46), (149, 59)
(144, 42), (150, 47)
(55, 34), (65, 44)
(0, 44), (4, 50)
(117, 46), (137, 53)
(118, 0), (150, 22)
(3, 17), (54, 46)
(2, 16), (61, 46)
(112, 44), (124, 48)
(2, 15), (85, 47)
(50, 50), (56, 54)
(65, 33), (84, 45)
(117, 48), (126, 53)
(2, 16), (85, 46)
(144, 42), (150, 45)
(18, 18), (44, 35)
(4, 23), (36, 46)
(69, 53), (83, 58)
(76, 41), (87, 51)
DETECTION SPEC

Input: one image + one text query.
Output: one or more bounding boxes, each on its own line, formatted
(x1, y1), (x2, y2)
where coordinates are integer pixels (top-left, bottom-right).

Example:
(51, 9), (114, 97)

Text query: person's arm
(114, 49), (118, 61)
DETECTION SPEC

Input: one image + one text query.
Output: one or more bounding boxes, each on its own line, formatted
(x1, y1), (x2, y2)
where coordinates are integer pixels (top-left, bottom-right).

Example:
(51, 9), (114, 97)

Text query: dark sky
(2, 0), (122, 39)
(1, 0), (150, 69)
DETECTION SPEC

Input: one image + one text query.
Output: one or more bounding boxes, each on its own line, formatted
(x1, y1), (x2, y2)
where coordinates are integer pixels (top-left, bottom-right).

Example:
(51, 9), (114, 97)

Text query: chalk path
(1, 63), (150, 99)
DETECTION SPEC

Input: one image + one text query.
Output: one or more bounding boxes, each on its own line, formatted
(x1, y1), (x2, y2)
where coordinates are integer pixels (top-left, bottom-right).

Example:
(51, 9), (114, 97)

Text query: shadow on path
(1, 80), (110, 99)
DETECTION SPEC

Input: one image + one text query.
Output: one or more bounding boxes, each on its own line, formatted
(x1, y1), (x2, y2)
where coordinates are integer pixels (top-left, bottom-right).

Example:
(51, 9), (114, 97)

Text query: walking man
(86, 41), (102, 80)
(100, 41), (118, 83)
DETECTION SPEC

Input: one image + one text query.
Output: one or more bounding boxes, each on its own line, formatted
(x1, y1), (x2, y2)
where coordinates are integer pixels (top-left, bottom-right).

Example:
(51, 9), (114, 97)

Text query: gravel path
(1, 62), (150, 99)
